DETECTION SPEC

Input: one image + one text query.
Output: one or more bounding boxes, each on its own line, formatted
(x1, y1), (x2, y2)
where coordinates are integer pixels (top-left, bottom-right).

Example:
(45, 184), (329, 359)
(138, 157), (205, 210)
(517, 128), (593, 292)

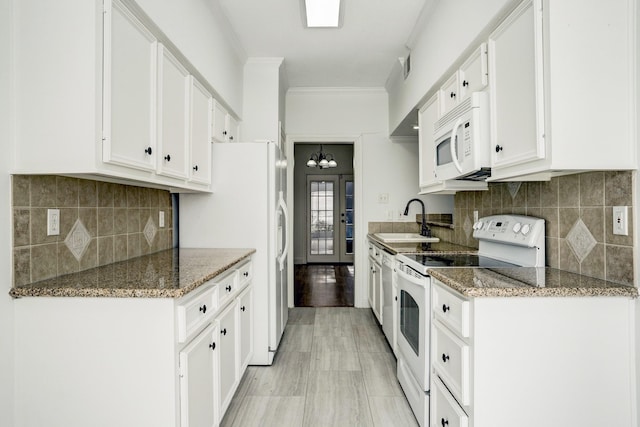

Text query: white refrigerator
(179, 141), (289, 365)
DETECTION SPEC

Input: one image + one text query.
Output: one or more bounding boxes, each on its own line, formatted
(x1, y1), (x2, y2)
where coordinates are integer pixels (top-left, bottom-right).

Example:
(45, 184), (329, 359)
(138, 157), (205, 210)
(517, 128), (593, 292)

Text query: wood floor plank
(288, 307), (316, 325)
(310, 350), (361, 371)
(294, 264), (354, 307)
(304, 371), (374, 427)
(279, 325), (314, 352)
(368, 396), (419, 427)
(312, 335), (358, 353)
(225, 396), (306, 427)
(359, 352), (403, 396)
(244, 351), (311, 397)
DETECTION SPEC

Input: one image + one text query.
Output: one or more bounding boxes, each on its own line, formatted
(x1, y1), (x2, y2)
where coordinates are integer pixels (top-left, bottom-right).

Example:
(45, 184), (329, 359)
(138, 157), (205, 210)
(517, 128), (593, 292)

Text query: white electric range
(394, 214), (545, 427)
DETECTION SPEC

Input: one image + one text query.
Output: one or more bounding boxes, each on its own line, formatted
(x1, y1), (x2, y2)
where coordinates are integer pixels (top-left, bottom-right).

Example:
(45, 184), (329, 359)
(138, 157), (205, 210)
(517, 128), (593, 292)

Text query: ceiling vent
(403, 54), (411, 80)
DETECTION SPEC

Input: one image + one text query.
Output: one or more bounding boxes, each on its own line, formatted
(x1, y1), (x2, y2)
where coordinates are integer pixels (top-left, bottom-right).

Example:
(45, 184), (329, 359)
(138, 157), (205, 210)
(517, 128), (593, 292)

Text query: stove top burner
(401, 253), (518, 273)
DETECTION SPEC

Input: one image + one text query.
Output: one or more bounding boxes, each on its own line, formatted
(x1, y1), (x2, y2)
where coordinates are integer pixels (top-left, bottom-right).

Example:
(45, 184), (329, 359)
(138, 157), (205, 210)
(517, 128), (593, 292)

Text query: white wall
(387, 0), (515, 133)
(136, 0), (245, 116)
(0, 0), (14, 424)
(242, 58), (284, 142)
(285, 88), (449, 307)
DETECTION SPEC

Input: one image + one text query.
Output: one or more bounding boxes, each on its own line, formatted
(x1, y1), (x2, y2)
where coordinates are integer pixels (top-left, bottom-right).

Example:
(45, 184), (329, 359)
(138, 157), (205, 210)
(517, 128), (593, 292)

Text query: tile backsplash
(446, 171), (634, 285)
(12, 175), (173, 286)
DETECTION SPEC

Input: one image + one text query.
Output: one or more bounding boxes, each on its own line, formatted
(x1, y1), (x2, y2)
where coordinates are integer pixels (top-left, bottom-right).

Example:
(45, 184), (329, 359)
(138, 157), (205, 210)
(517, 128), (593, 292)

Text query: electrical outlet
(378, 193), (389, 204)
(159, 211), (165, 228)
(473, 210), (479, 223)
(47, 209), (60, 236)
(613, 206), (628, 236)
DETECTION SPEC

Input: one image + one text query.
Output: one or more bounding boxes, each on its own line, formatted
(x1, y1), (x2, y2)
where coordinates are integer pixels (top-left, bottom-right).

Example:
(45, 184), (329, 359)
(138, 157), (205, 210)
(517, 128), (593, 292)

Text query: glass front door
(307, 174), (354, 263)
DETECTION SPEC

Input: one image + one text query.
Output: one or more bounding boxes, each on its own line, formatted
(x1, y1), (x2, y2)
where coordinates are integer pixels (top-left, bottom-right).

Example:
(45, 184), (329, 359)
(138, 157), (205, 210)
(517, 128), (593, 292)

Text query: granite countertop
(367, 234), (476, 255)
(428, 267), (638, 298)
(9, 248), (256, 299)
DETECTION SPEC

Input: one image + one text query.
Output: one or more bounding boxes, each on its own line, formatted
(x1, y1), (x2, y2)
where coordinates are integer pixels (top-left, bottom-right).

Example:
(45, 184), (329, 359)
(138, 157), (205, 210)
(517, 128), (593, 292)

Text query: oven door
(395, 266), (430, 391)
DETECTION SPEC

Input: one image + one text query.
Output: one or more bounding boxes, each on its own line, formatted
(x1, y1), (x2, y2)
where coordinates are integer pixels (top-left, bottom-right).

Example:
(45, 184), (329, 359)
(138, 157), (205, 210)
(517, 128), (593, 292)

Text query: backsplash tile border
(11, 175), (174, 287)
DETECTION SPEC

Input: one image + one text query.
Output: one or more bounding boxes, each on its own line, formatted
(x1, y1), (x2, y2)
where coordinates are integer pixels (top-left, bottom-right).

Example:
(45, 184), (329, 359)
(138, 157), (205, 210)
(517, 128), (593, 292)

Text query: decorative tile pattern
(12, 175), (173, 286)
(562, 219), (596, 263)
(143, 216), (157, 246)
(507, 182), (522, 199)
(463, 215), (473, 238)
(64, 219), (91, 261)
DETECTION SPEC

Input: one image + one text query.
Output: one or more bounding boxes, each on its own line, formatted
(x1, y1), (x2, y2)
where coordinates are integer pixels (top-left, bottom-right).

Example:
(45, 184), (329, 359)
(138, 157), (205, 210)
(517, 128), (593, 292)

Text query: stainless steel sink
(374, 233), (440, 244)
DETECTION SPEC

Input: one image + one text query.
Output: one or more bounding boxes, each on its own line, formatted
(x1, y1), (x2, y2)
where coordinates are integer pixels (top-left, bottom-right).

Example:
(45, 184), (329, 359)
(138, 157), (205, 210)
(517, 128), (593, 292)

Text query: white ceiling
(216, 0), (429, 88)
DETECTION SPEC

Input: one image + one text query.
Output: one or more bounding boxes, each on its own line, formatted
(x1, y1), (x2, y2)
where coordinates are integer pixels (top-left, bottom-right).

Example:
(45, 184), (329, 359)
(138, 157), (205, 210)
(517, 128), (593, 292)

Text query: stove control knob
(512, 222), (522, 233)
(521, 224), (531, 235)
(474, 221), (483, 230)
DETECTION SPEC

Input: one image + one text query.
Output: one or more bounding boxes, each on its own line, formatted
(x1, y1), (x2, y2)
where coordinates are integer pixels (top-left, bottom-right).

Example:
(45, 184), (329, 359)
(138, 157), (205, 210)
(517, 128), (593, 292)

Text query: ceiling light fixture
(303, 0), (341, 28)
(306, 145), (338, 168)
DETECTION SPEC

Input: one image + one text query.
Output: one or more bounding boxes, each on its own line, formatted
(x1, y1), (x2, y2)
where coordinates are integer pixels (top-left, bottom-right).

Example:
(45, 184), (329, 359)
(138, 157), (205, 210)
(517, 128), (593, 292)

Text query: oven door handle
(396, 267), (427, 286)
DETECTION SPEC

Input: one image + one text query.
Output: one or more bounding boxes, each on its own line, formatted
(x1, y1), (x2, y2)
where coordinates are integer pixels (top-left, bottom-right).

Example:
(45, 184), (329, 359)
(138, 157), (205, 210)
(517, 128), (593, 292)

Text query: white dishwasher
(381, 250), (395, 353)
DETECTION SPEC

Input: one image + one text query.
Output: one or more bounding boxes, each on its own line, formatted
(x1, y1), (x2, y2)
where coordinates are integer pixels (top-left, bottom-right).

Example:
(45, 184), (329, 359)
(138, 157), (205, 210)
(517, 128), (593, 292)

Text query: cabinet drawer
(433, 282), (470, 337)
(432, 376), (469, 427)
(237, 260), (252, 287)
(216, 270), (239, 308)
(433, 320), (470, 406)
(176, 284), (218, 343)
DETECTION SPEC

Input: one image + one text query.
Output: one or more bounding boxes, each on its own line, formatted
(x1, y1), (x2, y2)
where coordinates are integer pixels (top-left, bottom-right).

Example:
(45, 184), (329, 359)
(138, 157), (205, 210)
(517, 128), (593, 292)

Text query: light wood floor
(221, 307), (419, 427)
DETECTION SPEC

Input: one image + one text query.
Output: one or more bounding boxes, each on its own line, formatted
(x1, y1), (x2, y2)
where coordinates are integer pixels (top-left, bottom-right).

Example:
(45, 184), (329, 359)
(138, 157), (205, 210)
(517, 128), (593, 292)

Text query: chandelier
(306, 145), (338, 168)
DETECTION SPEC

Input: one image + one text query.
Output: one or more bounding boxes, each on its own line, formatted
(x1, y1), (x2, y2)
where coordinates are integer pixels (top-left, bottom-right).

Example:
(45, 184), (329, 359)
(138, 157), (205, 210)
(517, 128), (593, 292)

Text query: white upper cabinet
(212, 101), (240, 143)
(439, 73), (459, 117)
(439, 43), (488, 118)
(488, 0), (636, 181)
(418, 94), (440, 190)
(488, 0), (544, 173)
(157, 44), (190, 180)
(459, 43), (488, 99)
(189, 77), (213, 185)
(12, 0), (232, 192)
(103, 0), (157, 172)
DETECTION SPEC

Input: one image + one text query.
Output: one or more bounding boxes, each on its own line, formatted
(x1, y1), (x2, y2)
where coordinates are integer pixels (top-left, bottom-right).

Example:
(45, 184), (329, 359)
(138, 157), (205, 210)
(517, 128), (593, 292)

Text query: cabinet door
(217, 300), (238, 417)
(157, 45), (189, 179)
(189, 77), (212, 184)
(488, 0), (545, 170)
(459, 43), (488, 98)
(418, 94), (440, 189)
(368, 256), (376, 313)
(212, 101), (227, 143)
(238, 286), (253, 373)
(179, 322), (219, 427)
(439, 73), (459, 117)
(225, 115), (239, 142)
(103, 0), (157, 171)
(374, 264), (382, 324)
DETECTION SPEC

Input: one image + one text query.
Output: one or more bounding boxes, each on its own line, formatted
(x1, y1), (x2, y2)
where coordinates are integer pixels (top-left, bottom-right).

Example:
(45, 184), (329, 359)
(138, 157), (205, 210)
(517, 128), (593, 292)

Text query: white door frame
(285, 135), (366, 308)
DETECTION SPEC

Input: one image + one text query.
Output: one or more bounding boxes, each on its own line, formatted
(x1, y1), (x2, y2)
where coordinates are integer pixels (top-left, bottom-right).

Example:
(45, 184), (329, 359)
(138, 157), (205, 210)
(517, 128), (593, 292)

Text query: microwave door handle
(450, 117), (464, 173)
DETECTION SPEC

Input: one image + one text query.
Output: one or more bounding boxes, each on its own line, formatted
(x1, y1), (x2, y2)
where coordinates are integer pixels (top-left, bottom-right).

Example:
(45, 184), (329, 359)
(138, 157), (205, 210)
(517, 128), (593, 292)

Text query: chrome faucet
(403, 198), (431, 237)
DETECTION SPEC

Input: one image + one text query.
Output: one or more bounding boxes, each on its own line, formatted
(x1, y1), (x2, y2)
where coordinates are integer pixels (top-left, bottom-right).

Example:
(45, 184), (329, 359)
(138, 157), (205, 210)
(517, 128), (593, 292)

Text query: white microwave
(433, 91), (491, 181)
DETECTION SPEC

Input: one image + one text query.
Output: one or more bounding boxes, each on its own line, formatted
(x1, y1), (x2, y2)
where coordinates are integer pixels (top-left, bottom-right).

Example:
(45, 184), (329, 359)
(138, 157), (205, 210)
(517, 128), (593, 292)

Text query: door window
(400, 289), (420, 356)
(309, 180), (334, 256)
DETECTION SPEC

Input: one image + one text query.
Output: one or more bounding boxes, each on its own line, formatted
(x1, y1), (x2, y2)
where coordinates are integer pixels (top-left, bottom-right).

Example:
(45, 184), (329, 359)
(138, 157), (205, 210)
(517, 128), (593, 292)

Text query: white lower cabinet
(179, 322), (219, 427)
(367, 241), (383, 324)
(14, 259), (253, 427)
(430, 278), (636, 427)
(238, 286), (254, 372)
(217, 299), (239, 417)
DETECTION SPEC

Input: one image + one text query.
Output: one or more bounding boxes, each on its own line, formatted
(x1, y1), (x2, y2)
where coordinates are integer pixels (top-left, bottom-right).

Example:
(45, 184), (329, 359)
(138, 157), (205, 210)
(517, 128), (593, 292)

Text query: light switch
(159, 211), (165, 228)
(613, 206), (628, 236)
